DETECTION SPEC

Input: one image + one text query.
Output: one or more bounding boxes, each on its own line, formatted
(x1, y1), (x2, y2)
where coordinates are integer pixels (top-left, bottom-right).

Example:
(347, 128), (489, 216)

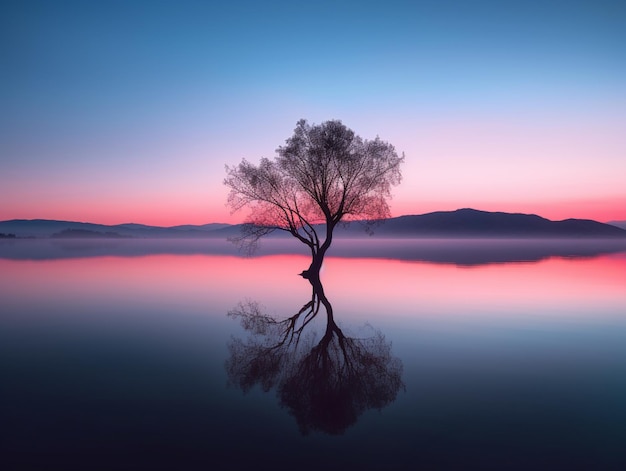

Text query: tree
(224, 119), (404, 281)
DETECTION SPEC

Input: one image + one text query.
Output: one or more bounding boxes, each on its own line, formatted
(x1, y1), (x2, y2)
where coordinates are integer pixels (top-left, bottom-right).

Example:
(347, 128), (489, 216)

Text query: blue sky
(2, 0), (625, 224)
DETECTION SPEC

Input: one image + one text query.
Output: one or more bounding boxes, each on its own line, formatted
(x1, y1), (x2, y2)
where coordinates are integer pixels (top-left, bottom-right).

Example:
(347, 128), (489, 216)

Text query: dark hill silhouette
(0, 219), (231, 239)
(0, 219), (114, 238)
(1, 209), (625, 239)
(335, 208), (626, 238)
(169, 223), (231, 231)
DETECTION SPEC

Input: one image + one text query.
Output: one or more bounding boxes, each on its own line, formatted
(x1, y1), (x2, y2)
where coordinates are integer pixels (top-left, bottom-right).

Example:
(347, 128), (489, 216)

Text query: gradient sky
(1, 0), (625, 225)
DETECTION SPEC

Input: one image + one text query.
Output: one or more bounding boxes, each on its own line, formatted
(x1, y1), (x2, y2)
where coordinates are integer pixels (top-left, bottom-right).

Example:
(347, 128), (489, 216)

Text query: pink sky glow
(3, 3), (624, 226)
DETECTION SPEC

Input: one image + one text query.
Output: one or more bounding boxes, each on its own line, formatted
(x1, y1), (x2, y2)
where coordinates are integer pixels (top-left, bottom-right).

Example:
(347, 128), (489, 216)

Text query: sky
(1, 0), (625, 226)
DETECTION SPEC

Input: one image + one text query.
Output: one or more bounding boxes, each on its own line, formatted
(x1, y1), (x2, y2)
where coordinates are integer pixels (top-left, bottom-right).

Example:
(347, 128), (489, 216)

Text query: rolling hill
(1, 209), (625, 239)
(337, 208), (626, 238)
(0, 219), (232, 239)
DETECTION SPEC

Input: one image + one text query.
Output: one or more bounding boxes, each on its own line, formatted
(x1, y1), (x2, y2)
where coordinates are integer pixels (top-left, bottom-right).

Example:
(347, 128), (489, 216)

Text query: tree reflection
(226, 279), (404, 435)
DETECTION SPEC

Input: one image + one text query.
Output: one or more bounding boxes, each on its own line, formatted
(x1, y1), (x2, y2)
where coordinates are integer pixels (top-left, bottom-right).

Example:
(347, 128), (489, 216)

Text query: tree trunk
(298, 222), (340, 331)
(298, 220), (335, 283)
(300, 253), (343, 339)
(299, 246), (328, 284)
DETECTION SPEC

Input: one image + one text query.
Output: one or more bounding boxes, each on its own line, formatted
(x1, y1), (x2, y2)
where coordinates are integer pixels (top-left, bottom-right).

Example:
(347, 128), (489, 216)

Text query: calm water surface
(1, 240), (625, 470)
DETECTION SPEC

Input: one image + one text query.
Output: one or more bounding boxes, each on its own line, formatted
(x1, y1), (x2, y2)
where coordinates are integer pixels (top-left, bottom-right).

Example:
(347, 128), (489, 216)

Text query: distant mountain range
(0, 219), (231, 239)
(343, 208), (626, 238)
(1, 209), (625, 239)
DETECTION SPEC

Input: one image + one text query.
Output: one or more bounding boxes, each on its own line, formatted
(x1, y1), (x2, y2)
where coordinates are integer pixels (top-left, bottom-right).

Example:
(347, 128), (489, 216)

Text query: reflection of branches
(280, 327), (404, 435)
(225, 283), (404, 435)
(225, 288), (322, 394)
(228, 287), (321, 352)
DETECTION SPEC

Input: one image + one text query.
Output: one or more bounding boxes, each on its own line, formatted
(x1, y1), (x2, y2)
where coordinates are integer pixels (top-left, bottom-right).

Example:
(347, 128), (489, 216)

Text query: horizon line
(1, 207), (625, 228)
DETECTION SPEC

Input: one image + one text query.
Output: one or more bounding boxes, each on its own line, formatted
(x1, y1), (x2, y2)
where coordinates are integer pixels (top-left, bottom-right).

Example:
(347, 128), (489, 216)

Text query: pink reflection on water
(0, 254), (313, 319)
(1, 252), (624, 323)
(321, 253), (626, 320)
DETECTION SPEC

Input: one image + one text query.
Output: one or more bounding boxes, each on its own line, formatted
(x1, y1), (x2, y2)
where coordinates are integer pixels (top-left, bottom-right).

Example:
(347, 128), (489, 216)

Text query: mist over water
(1, 242), (625, 470)
(2, 237), (626, 265)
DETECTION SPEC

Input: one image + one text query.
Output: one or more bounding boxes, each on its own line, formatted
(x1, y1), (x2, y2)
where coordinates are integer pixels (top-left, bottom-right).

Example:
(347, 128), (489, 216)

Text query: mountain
(337, 208), (626, 238)
(0, 219), (113, 238)
(0, 219), (232, 239)
(608, 220), (626, 230)
(1, 209), (625, 239)
(169, 223), (231, 231)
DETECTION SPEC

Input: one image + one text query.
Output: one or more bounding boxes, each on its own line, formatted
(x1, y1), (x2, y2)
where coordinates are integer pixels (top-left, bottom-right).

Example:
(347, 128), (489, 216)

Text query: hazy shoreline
(2, 237), (625, 266)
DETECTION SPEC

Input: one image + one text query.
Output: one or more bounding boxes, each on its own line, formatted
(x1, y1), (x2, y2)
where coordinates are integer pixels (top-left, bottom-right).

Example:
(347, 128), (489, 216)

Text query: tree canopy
(224, 119), (404, 276)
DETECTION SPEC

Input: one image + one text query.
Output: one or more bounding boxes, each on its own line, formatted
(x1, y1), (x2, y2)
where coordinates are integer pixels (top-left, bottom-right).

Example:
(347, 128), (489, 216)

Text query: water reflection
(226, 279), (404, 435)
(3, 237), (626, 266)
(1, 252), (625, 469)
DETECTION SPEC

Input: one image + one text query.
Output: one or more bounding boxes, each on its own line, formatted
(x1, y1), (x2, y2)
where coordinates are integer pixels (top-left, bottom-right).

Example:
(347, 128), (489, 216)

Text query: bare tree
(224, 119), (404, 280)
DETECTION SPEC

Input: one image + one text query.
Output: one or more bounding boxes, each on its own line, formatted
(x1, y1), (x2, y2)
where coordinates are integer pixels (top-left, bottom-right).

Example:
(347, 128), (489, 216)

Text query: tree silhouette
(225, 280), (404, 435)
(224, 119), (403, 281)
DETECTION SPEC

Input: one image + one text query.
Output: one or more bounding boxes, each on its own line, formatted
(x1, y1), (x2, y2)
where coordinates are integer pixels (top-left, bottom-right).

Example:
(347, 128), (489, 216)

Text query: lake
(1, 239), (626, 470)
